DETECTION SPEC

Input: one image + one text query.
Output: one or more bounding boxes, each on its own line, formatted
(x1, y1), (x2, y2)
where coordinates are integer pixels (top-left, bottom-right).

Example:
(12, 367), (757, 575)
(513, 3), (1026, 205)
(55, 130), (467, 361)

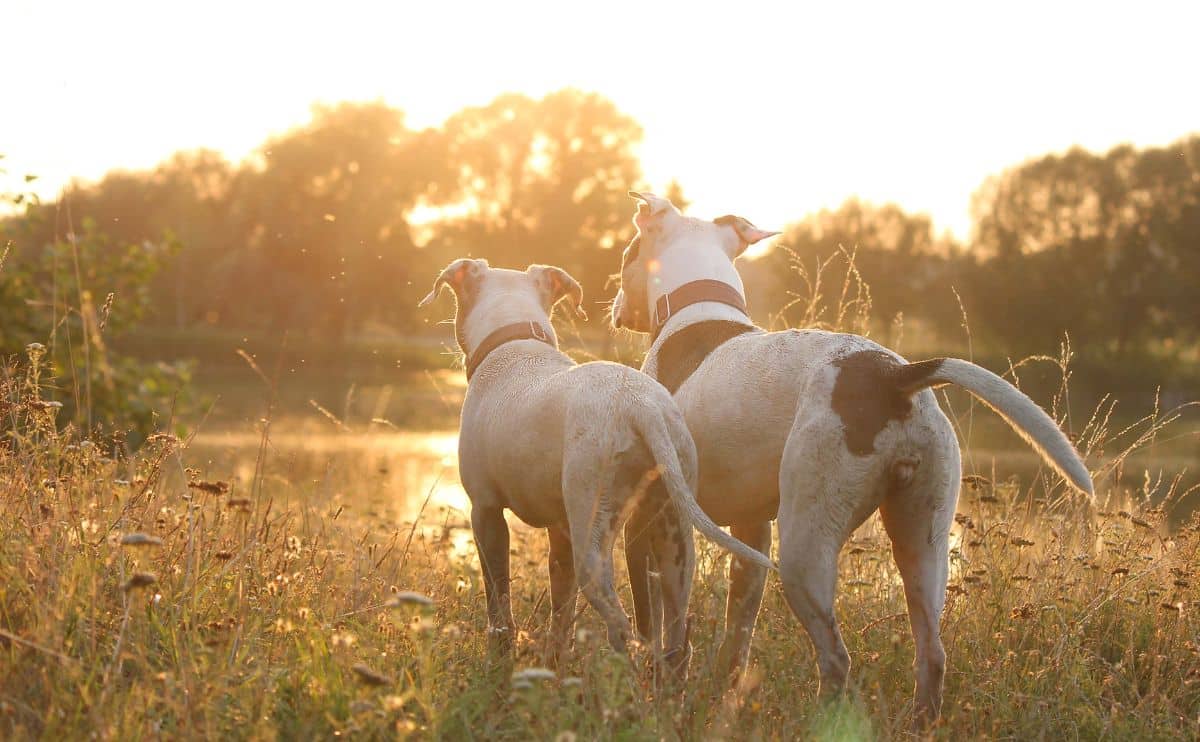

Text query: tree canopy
(5, 93), (1199, 392)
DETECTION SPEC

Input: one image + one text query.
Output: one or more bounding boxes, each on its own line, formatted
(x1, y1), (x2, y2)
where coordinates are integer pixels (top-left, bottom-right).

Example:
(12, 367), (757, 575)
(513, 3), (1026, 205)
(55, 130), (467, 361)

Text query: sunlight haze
(7, 0), (1199, 238)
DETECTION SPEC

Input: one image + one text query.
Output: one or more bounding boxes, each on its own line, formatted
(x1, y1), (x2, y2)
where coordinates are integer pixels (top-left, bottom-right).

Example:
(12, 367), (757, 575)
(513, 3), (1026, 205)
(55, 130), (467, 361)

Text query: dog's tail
(636, 405), (777, 571)
(889, 356), (1093, 498)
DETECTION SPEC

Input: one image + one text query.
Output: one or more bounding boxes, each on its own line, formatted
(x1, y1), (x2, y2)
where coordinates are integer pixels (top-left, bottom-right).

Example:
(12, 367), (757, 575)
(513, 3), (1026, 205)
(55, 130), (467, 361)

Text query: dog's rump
(830, 350), (1093, 497)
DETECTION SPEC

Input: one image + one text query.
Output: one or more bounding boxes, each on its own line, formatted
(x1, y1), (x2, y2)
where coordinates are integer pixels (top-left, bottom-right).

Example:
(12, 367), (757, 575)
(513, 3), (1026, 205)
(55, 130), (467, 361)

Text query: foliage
(958, 136), (1200, 357)
(10, 94), (1199, 392)
(1, 184), (192, 444)
(433, 89), (643, 302)
(8, 92), (645, 340)
(742, 198), (954, 333)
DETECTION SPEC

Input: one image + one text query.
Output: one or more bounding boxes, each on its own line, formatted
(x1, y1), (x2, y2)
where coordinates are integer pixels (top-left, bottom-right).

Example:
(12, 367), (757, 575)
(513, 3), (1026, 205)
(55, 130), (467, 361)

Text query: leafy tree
(959, 136), (1200, 357)
(431, 89), (644, 315)
(744, 199), (955, 334)
(230, 102), (448, 337)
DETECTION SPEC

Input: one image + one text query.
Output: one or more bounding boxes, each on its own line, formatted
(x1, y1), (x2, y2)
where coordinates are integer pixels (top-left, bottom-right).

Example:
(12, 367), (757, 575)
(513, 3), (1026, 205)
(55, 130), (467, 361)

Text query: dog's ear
(628, 191), (679, 232)
(528, 265), (587, 320)
(713, 215), (780, 257)
(418, 258), (488, 307)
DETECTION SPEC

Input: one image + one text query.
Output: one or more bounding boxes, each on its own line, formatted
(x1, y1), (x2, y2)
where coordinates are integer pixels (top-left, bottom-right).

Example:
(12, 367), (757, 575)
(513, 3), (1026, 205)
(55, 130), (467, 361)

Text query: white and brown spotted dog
(610, 193), (1093, 723)
(419, 258), (774, 678)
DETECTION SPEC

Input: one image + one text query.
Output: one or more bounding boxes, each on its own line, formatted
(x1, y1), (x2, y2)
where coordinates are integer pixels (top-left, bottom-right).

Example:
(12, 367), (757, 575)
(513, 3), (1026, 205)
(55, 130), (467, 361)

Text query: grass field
(3, 341), (1200, 740)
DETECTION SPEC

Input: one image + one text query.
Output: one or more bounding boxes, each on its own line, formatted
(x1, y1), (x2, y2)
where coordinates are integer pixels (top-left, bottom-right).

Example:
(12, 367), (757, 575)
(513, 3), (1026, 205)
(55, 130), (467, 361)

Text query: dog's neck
(646, 249), (754, 357)
(457, 296), (569, 381)
(459, 291), (557, 357)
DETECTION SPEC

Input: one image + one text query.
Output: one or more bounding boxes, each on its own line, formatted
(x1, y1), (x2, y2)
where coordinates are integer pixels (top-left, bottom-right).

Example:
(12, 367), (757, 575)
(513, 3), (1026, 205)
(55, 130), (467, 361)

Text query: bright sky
(5, 0), (1199, 239)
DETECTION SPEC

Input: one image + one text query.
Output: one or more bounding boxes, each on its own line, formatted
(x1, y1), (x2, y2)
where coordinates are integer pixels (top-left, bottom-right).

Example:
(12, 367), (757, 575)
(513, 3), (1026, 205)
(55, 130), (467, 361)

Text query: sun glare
(7, 1), (1199, 239)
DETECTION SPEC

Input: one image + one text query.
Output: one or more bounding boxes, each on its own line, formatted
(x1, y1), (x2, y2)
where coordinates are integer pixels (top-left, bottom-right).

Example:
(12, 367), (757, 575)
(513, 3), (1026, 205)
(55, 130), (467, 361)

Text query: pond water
(188, 420), (1199, 530)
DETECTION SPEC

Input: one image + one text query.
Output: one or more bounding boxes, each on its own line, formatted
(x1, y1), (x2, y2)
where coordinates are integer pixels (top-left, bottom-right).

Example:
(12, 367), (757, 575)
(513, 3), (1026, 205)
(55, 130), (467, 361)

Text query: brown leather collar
(653, 279), (748, 340)
(465, 321), (555, 380)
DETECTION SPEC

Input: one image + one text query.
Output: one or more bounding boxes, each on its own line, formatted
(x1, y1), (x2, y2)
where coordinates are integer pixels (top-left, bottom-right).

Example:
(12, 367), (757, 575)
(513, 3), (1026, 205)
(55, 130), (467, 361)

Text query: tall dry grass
(2, 250), (1199, 739)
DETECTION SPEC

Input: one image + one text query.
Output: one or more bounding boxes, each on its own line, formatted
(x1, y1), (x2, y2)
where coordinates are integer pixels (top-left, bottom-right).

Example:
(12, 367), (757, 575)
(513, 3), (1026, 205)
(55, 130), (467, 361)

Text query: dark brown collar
(653, 279), (749, 341)
(465, 321), (555, 380)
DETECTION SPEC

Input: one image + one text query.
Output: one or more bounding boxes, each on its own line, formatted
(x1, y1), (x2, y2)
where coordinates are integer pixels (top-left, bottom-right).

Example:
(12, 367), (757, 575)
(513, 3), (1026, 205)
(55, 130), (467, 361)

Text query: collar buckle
(654, 293), (671, 328)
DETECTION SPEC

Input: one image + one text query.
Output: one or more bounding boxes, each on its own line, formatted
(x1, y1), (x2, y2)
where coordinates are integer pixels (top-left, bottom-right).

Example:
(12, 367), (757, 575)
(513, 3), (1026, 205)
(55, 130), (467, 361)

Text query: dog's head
(419, 258), (586, 355)
(610, 192), (778, 333)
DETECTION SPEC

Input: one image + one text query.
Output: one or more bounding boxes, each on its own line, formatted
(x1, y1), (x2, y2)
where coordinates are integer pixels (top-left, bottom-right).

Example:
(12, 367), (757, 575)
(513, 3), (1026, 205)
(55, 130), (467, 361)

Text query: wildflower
(409, 615), (436, 634)
(382, 695), (406, 711)
(1010, 603), (1036, 620)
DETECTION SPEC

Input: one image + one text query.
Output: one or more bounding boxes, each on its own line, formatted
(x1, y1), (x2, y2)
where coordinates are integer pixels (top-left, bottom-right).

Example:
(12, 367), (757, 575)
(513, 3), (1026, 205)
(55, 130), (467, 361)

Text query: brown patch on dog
(831, 351), (944, 456)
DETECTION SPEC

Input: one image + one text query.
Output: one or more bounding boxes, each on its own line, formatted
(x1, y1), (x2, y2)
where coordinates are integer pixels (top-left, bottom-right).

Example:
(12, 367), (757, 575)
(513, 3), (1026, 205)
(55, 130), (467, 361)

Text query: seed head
(351, 663), (392, 686)
(385, 591), (434, 608)
(123, 572), (158, 592)
(120, 533), (164, 547)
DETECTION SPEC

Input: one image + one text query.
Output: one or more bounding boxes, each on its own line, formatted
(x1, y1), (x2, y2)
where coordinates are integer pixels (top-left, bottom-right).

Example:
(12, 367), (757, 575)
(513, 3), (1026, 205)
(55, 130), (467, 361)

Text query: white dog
(419, 258), (773, 678)
(610, 193), (1093, 722)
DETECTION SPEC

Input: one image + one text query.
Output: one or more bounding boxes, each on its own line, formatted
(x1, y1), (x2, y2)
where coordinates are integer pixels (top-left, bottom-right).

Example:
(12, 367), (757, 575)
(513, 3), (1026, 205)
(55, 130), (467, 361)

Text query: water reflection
(188, 427), (491, 561)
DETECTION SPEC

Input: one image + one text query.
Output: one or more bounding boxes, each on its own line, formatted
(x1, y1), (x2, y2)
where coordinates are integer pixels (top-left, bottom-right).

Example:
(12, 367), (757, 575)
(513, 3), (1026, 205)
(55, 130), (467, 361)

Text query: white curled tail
(636, 406), (777, 571)
(902, 357), (1094, 498)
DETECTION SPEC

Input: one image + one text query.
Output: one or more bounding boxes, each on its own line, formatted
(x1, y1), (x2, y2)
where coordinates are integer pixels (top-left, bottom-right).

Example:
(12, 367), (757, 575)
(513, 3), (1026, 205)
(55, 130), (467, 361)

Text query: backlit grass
(2, 342), (1200, 740)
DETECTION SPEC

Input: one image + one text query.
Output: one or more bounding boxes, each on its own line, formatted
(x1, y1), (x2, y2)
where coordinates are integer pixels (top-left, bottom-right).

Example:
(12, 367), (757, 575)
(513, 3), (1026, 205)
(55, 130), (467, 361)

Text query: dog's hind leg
(715, 519), (772, 681)
(564, 460), (633, 655)
(570, 517), (632, 654)
(547, 524), (578, 667)
(777, 422), (882, 701)
(879, 442), (960, 727)
(624, 488), (665, 650)
(471, 503), (515, 655)
(650, 497), (695, 683)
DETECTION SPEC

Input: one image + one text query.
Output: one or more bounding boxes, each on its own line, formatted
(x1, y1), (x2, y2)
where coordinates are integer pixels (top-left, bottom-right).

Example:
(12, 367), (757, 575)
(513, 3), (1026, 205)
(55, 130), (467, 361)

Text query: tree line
(5, 90), (1199, 382)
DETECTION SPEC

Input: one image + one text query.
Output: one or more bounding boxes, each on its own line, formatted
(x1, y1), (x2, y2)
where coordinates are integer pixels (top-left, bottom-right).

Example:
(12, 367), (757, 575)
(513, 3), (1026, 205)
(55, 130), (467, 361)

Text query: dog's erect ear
(418, 258), (488, 307)
(528, 265), (587, 320)
(628, 191), (679, 231)
(713, 215), (781, 257)
(628, 191), (676, 216)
